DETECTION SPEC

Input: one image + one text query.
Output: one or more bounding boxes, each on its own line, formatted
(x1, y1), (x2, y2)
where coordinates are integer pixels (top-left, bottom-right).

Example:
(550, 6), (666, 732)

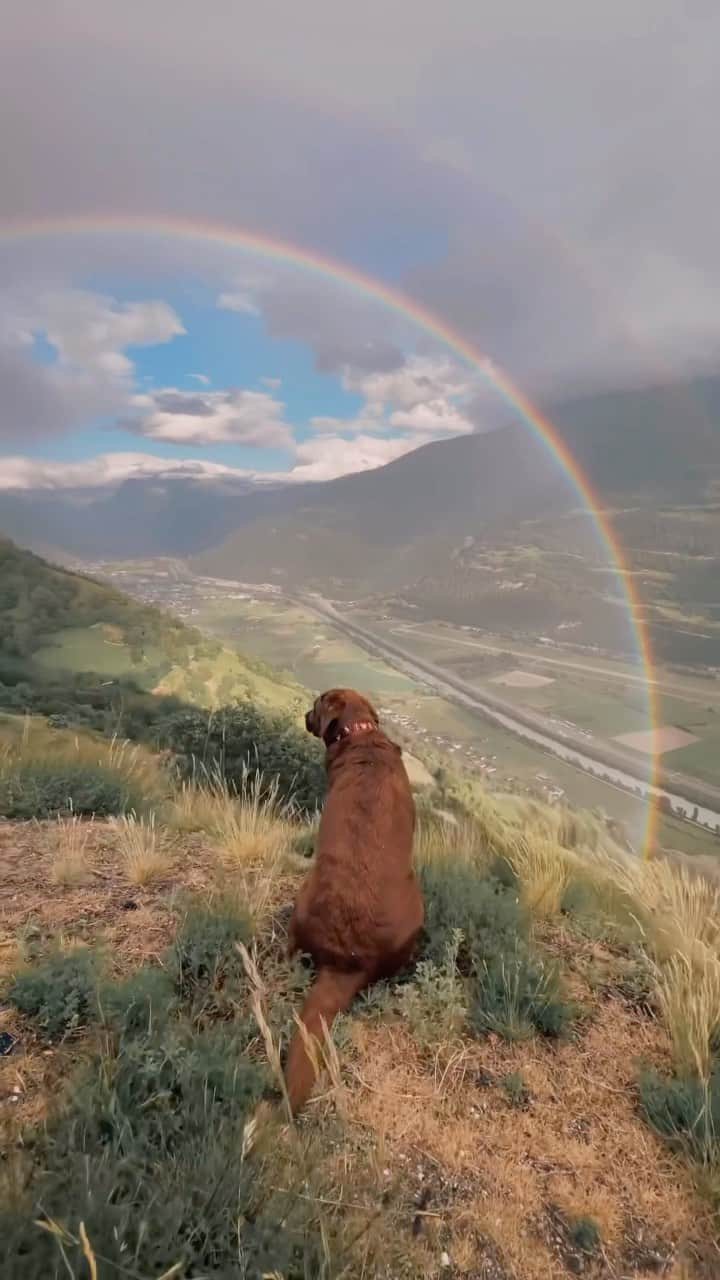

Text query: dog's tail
(284, 967), (367, 1116)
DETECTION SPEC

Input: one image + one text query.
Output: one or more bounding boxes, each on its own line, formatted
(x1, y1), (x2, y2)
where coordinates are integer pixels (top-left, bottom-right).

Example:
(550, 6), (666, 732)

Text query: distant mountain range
(3, 374), (719, 664)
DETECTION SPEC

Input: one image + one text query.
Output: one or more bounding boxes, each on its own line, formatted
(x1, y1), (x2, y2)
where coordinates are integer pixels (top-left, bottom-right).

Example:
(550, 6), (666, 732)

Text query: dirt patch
(490, 670), (555, 689)
(614, 726), (699, 755)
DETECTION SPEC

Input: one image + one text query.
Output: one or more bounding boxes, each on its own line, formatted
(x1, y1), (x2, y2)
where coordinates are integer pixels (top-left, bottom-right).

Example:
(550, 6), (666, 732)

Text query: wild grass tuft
(169, 894), (254, 1007)
(469, 947), (574, 1042)
(109, 810), (173, 884)
(46, 813), (94, 886)
(638, 1067), (720, 1167)
(505, 834), (578, 918)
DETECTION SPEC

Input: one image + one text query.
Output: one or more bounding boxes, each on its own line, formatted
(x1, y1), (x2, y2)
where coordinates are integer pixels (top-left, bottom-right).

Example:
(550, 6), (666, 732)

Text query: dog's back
(284, 690), (424, 1112)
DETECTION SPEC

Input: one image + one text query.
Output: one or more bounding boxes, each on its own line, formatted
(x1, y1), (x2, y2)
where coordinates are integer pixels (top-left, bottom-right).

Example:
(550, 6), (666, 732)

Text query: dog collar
(327, 720), (377, 746)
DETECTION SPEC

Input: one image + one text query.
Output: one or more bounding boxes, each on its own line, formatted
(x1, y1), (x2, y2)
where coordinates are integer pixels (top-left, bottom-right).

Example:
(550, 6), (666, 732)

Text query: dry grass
(108, 811), (172, 885)
(0, 714), (169, 806)
(4, 764), (720, 1278)
(654, 949), (720, 1080)
(167, 766), (291, 866)
(413, 810), (492, 870)
(46, 814), (94, 887)
(506, 833), (577, 917)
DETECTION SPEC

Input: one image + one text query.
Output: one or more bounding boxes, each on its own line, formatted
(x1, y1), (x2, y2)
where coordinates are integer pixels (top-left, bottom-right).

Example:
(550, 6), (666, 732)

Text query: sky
(1, 1), (719, 494)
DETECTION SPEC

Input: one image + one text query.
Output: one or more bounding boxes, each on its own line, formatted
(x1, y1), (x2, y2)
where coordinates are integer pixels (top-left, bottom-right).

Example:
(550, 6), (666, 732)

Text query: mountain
(195, 376), (720, 664)
(0, 538), (305, 716)
(0, 474), (269, 560)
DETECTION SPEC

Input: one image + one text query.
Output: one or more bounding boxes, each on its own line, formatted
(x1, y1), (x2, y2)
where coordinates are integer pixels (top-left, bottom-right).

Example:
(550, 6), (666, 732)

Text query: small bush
(0, 761), (143, 818)
(500, 1070), (531, 1109)
(638, 1066), (720, 1165)
(567, 1215), (601, 1257)
(469, 947), (574, 1042)
(169, 896), (254, 1002)
(397, 929), (468, 1047)
(6, 947), (99, 1039)
(0, 1022), (324, 1279)
(419, 861), (525, 972)
(158, 703), (326, 816)
(99, 965), (178, 1039)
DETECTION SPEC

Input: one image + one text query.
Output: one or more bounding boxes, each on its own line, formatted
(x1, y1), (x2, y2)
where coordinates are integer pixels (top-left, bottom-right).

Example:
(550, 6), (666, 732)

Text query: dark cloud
(1, 0), (719, 409)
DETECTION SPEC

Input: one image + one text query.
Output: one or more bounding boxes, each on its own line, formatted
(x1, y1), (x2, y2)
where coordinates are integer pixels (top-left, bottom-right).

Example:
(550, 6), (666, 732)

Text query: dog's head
(305, 687), (379, 746)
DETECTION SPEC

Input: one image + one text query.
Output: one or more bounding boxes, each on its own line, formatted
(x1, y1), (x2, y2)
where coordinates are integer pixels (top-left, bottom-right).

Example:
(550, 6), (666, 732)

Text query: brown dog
(283, 687), (424, 1114)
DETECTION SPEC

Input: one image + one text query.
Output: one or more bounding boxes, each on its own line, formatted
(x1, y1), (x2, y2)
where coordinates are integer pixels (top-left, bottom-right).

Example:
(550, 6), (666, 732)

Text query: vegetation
(1, 537), (719, 1275)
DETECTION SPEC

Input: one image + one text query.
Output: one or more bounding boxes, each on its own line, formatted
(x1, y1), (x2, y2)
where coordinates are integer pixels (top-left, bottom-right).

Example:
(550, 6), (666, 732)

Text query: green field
(34, 626), (167, 678)
(195, 599), (418, 697)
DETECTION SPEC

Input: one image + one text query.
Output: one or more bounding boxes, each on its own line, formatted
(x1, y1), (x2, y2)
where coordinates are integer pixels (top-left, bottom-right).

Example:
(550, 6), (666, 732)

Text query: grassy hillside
(0, 536), (306, 717)
(2, 757), (720, 1277)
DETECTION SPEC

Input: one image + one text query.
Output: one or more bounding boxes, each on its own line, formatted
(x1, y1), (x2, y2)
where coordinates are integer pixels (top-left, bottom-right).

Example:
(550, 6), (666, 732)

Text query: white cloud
(190, 372), (210, 385)
(0, 452), (259, 491)
(308, 355), (475, 444)
(129, 386), (294, 447)
(283, 434), (418, 482)
(389, 400), (474, 435)
(0, 288), (184, 441)
(345, 357), (472, 410)
(217, 289), (261, 316)
(261, 375), (282, 389)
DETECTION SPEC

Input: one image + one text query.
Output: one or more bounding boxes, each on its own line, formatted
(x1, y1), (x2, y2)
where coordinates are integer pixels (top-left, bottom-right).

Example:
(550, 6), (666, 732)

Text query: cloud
(283, 434), (418, 483)
(190, 372), (210, 385)
(0, 452), (260, 491)
(217, 269), (408, 377)
(0, 288), (184, 441)
(2, 0), (720, 414)
(389, 401), (473, 435)
(344, 357), (472, 409)
(309, 355), (476, 442)
(217, 290), (260, 316)
(128, 386), (294, 447)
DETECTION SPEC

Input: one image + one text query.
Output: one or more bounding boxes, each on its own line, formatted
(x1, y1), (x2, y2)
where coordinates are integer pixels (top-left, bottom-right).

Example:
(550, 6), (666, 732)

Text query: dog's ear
(305, 690), (345, 741)
(315, 689), (346, 743)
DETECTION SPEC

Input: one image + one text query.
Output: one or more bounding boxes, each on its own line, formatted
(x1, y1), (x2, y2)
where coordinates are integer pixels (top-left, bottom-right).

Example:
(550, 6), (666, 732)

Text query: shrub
(638, 1066), (720, 1165)
(567, 1215), (601, 1257)
(168, 896), (254, 1003)
(469, 947), (574, 1042)
(0, 761), (143, 818)
(157, 703), (325, 816)
(500, 1070), (531, 1109)
(0, 1022), (324, 1278)
(418, 861), (525, 972)
(6, 947), (99, 1039)
(397, 929), (468, 1047)
(98, 965), (178, 1039)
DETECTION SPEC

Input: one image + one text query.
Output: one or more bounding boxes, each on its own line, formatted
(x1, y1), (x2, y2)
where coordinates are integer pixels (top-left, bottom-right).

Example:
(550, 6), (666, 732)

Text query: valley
(88, 557), (720, 857)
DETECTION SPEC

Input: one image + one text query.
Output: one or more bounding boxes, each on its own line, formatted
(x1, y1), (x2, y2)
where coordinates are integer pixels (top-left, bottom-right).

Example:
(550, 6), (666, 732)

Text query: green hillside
(0, 537), (305, 719)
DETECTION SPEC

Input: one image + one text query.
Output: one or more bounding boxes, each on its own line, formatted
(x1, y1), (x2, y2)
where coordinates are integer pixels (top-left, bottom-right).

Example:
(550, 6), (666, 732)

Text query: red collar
(327, 720), (377, 746)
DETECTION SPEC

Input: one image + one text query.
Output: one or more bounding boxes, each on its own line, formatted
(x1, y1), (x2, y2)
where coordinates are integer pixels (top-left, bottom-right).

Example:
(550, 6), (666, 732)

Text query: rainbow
(0, 213), (659, 848)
